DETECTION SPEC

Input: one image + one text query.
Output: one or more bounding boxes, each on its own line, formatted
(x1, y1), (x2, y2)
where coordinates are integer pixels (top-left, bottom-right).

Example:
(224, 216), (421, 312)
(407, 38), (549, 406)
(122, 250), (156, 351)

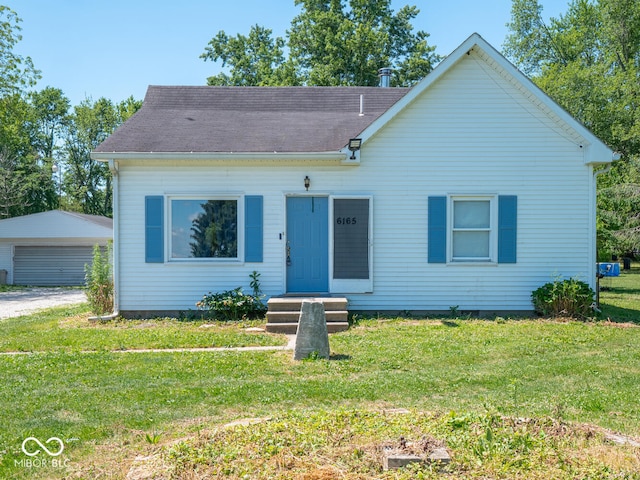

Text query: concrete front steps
(265, 297), (349, 334)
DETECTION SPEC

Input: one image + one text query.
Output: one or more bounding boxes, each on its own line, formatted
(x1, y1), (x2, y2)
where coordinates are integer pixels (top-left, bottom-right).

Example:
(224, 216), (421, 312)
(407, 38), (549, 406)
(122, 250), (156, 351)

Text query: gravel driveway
(0, 288), (87, 319)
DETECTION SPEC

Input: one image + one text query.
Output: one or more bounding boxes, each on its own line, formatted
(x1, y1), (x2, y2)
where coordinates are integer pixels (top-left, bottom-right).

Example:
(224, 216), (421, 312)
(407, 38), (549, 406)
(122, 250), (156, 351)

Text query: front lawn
(0, 304), (287, 352)
(0, 265), (637, 478)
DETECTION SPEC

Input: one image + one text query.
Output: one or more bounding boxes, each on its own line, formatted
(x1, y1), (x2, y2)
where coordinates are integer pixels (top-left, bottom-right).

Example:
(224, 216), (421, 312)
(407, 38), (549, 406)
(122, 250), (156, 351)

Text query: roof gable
(359, 33), (614, 165)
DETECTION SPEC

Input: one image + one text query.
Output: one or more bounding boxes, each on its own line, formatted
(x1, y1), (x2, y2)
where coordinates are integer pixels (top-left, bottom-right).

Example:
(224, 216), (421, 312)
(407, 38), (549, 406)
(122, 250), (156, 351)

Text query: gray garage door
(13, 246), (94, 286)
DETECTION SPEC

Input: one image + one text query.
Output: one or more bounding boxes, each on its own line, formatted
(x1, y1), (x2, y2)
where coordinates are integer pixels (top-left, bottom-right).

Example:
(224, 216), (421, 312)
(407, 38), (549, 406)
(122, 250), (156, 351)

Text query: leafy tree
(288, 0), (438, 86)
(0, 5), (40, 96)
(0, 147), (30, 217)
(201, 25), (297, 86)
(0, 93), (59, 215)
(63, 97), (141, 216)
(117, 95), (143, 121)
(28, 87), (71, 209)
(0, 93), (33, 156)
(201, 0), (439, 87)
(504, 0), (640, 258)
(0, 7), (141, 219)
(30, 87), (70, 162)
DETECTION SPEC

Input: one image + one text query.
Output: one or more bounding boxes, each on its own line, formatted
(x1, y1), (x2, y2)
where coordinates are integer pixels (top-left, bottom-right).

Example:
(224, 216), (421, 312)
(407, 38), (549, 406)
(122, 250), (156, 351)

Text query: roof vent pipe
(378, 67), (392, 87)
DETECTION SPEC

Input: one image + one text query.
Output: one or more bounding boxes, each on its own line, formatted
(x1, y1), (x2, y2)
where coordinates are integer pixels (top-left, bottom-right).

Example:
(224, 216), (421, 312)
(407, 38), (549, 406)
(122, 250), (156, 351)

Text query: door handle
(286, 241), (292, 266)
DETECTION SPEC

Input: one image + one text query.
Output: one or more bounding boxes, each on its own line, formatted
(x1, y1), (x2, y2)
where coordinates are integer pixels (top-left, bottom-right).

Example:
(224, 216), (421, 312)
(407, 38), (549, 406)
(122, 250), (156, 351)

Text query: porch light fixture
(304, 175), (310, 191)
(348, 138), (362, 160)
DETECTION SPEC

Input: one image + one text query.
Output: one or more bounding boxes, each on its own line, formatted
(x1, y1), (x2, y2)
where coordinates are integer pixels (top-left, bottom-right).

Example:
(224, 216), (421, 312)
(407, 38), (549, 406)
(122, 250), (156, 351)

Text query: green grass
(0, 304), (287, 352)
(599, 263), (640, 322)
(0, 285), (26, 293)
(0, 267), (638, 478)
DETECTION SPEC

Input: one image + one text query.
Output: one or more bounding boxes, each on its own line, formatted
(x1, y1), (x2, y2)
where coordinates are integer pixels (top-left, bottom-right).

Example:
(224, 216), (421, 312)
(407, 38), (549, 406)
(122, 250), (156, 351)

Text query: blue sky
(13, 0), (569, 106)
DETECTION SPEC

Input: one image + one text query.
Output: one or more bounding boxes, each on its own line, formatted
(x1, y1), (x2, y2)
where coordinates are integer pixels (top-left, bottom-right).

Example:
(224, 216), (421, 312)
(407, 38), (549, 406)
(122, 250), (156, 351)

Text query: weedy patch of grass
(162, 409), (640, 479)
(0, 304), (286, 352)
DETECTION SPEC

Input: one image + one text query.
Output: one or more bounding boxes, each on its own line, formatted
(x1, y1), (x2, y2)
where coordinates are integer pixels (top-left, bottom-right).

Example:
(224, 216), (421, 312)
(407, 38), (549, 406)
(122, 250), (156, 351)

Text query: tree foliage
(505, 0), (640, 257)
(0, 147), (30, 218)
(201, 25), (296, 86)
(63, 96), (141, 216)
(0, 94), (58, 216)
(0, 5), (40, 96)
(201, 0), (439, 87)
(30, 87), (71, 162)
(0, 6), (140, 220)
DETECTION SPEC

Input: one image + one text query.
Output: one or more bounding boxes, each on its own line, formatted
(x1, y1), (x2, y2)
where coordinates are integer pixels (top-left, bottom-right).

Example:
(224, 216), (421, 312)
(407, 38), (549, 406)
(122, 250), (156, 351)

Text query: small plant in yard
(85, 242), (113, 315)
(531, 276), (596, 319)
(196, 271), (267, 320)
(145, 431), (162, 444)
(249, 270), (262, 297)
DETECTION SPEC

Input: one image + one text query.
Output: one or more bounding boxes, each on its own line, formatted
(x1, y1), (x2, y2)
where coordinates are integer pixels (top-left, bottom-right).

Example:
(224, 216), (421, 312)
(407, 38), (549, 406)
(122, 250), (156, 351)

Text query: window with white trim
(170, 198), (238, 259)
(451, 196), (496, 262)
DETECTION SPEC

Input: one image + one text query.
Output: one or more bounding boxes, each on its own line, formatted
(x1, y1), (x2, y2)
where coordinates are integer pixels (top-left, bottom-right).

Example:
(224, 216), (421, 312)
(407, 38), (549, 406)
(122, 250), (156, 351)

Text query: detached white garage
(0, 210), (113, 286)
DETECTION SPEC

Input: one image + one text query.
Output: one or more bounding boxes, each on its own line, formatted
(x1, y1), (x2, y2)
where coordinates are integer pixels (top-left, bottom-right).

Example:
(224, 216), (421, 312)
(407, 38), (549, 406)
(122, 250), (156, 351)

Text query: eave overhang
(91, 151), (354, 164)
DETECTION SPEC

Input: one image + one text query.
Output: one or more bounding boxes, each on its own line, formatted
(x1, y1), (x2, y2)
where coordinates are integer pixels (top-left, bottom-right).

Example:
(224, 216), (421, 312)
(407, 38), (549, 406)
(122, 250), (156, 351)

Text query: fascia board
(91, 151), (349, 163)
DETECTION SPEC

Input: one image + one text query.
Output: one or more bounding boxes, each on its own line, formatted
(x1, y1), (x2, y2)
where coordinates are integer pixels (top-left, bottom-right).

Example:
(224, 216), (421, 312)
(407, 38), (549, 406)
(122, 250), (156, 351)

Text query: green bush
(531, 276), (596, 319)
(196, 287), (266, 320)
(85, 242), (113, 315)
(196, 271), (266, 320)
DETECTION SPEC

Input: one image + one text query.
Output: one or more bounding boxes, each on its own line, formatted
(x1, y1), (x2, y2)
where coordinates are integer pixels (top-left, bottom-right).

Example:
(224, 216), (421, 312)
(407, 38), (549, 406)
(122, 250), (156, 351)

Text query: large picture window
(451, 197), (494, 262)
(171, 198), (238, 259)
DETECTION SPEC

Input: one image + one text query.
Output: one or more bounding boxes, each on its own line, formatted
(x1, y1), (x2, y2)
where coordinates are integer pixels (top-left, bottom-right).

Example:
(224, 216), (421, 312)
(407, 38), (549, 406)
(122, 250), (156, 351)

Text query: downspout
(89, 159), (120, 321)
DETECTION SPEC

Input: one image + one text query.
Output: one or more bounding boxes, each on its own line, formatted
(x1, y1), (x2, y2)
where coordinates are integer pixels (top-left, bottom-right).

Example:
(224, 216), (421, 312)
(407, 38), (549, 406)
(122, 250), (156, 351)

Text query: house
(0, 210), (113, 286)
(91, 33), (615, 318)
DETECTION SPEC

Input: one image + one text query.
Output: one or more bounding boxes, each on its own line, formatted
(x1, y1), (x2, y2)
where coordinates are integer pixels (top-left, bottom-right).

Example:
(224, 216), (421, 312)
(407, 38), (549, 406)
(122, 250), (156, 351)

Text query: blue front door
(286, 196), (329, 293)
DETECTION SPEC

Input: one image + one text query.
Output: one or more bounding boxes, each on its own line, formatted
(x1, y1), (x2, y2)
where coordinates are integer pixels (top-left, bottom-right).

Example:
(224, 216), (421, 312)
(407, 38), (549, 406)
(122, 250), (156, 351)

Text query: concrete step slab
(265, 322), (349, 334)
(267, 297), (348, 312)
(266, 311), (349, 323)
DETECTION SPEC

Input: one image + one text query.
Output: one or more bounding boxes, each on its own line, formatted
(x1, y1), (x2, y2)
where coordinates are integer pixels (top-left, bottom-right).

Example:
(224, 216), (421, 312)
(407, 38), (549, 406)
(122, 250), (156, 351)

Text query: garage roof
(0, 210), (113, 239)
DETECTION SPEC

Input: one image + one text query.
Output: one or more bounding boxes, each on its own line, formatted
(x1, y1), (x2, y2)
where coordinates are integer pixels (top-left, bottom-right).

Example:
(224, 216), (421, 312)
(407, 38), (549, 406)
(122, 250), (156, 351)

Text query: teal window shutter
(145, 196), (164, 263)
(498, 195), (517, 263)
(428, 196), (447, 263)
(245, 195), (263, 262)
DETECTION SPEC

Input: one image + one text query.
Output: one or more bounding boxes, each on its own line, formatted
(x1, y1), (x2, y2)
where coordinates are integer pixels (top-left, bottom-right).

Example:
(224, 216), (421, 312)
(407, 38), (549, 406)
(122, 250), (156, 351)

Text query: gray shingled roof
(94, 85), (410, 154)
